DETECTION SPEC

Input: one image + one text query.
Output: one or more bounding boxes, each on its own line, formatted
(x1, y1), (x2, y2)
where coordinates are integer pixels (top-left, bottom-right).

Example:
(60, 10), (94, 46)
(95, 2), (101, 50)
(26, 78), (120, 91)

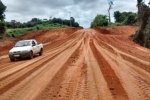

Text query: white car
(9, 39), (43, 61)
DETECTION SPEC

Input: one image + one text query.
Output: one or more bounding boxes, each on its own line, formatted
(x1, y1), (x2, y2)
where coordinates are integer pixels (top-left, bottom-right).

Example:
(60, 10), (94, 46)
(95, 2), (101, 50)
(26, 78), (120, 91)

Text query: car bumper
(9, 51), (30, 59)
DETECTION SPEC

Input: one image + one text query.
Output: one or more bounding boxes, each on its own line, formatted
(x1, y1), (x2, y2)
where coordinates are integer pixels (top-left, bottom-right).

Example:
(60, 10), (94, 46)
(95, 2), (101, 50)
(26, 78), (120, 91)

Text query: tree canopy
(114, 11), (137, 25)
(91, 14), (108, 28)
(0, 0), (6, 21)
(0, 0), (6, 36)
(124, 13), (137, 25)
(5, 17), (80, 29)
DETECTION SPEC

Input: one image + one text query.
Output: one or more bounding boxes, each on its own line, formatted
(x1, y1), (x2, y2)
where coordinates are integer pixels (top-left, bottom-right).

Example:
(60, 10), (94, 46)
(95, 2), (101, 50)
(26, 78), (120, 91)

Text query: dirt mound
(94, 27), (112, 34)
(0, 38), (18, 55)
(94, 26), (137, 35)
(22, 27), (81, 43)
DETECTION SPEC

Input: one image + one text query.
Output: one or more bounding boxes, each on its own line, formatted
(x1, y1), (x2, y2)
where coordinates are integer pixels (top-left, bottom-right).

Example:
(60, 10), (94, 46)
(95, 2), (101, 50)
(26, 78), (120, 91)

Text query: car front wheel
(29, 51), (33, 59)
(10, 58), (15, 61)
(39, 48), (43, 56)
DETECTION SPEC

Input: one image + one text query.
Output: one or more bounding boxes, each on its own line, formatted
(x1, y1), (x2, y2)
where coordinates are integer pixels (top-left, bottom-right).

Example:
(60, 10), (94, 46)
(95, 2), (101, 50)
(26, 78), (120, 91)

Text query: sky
(1, 0), (150, 28)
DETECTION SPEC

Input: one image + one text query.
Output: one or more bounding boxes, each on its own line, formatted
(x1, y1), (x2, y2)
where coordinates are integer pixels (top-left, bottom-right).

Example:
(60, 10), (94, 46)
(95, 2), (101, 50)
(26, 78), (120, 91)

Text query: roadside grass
(108, 22), (124, 27)
(6, 23), (68, 37)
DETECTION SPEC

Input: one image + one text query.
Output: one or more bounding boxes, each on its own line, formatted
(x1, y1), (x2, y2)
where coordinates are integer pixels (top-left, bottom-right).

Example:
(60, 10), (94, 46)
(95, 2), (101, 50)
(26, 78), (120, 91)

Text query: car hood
(9, 46), (31, 52)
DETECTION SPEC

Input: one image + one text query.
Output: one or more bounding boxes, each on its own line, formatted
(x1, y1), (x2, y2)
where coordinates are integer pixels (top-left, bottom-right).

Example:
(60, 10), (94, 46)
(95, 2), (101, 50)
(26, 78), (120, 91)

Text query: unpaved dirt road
(0, 26), (150, 100)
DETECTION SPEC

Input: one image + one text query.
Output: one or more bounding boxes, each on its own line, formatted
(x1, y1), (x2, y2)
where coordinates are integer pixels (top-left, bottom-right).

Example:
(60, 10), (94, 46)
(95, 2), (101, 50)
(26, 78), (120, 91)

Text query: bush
(124, 14), (137, 25)
(11, 34), (15, 37)
(91, 14), (108, 28)
(36, 26), (40, 30)
(0, 21), (6, 35)
(27, 28), (33, 31)
(108, 22), (124, 27)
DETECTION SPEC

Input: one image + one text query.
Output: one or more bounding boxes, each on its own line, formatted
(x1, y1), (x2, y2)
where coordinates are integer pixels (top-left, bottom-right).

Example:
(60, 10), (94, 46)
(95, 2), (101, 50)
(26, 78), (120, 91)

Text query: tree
(137, 0), (143, 22)
(114, 11), (126, 22)
(31, 18), (39, 22)
(0, 0), (6, 21)
(91, 14), (108, 28)
(0, 21), (6, 34)
(114, 11), (137, 25)
(133, 0), (150, 48)
(124, 13), (137, 25)
(5, 17), (80, 29)
(73, 22), (79, 27)
(63, 19), (70, 26)
(43, 19), (48, 22)
(0, 0), (6, 36)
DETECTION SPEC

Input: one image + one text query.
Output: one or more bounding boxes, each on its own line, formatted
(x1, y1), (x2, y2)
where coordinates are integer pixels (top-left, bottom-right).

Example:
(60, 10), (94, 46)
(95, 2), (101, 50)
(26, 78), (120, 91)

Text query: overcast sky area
(1, 0), (150, 28)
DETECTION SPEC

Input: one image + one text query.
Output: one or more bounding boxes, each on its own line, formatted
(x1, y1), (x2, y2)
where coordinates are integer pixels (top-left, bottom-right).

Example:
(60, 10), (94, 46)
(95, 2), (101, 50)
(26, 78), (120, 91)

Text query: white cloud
(2, 0), (148, 28)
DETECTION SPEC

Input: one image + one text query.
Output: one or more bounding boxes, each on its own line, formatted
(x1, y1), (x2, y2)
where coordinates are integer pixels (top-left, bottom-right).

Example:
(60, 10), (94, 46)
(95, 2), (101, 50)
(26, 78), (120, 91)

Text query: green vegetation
(91, 14), (108, 28)
(91, 11), (137, 28)
(6, 17), (80, 29)
(114, 11), (137, 25)
(6, 23), (67, 37)
(3, 16), (81, 38)
(0, 21), (6, 35)
(0, 0), (6, 21)
(108, 22), (124, 27)
(0, 0), (6, 38)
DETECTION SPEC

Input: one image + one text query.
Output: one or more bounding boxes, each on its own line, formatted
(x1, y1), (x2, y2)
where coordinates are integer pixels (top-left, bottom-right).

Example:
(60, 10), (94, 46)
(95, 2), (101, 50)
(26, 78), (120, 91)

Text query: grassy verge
(6, 23), (68, 37)
(108, 22), (124, 27)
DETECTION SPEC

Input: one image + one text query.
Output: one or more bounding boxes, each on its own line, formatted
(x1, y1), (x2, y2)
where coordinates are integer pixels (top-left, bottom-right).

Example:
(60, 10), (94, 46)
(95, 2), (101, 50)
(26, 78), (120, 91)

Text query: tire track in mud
(94, 33), (150, 62)
(80, 32), (113, 100)
(0, 55), (31, 73)
(90, 40), (129, 100)
(130, 75), (150, 100)
(121, 54), (150, 73)
(0, 53), (65, 100)
(0, 50), (62, 95)
(35, 48), (84, 100)
(35, 33), (88, 100)
(0, 43), (68, 80)
(0, 60), (26, 73)
(93, 34), (150, 75)
(93, 33), (150, 100)
(96, 37), (150, 74)
(112, 57), (150, 100)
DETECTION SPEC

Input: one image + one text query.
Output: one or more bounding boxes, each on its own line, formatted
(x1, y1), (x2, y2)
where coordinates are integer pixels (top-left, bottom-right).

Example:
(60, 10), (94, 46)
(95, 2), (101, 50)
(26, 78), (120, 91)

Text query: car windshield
(14, 41), (30, 47)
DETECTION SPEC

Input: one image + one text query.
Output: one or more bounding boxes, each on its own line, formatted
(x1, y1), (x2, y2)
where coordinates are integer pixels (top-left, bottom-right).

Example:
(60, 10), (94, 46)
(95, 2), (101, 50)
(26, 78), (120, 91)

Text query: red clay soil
(0, 26), (150, 100)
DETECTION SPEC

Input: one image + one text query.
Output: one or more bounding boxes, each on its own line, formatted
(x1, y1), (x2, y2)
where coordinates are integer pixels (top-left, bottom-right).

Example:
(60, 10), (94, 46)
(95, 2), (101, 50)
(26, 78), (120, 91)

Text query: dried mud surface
(0, 26), (150, 100)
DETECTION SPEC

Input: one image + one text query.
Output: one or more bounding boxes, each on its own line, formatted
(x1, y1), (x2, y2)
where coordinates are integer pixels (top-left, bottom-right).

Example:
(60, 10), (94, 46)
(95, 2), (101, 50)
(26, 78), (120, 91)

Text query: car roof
(18, 39), (35, 42)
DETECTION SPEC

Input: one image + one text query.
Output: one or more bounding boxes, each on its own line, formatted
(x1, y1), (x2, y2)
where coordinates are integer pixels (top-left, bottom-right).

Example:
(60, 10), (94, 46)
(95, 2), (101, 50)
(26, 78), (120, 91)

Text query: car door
(32, 41), (37, 54)
(34, 40), (40, 53)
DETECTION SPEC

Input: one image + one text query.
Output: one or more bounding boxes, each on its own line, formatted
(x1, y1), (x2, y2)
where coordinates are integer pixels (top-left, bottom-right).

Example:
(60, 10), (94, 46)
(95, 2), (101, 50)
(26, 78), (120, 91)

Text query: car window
(32, 41), (36, 46)
(15, 41), (30, 47)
